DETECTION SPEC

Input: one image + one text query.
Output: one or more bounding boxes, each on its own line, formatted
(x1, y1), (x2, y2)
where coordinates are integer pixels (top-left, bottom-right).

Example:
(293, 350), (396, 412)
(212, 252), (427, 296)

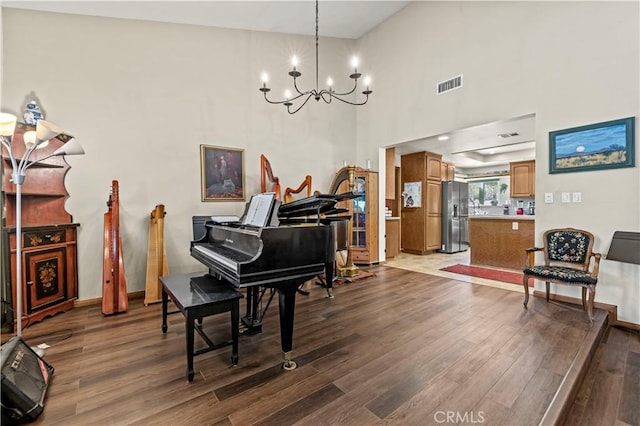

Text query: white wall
(2, 9), (358, 300)
(3, 3), (639, 325)
(355, 1), (640, 324)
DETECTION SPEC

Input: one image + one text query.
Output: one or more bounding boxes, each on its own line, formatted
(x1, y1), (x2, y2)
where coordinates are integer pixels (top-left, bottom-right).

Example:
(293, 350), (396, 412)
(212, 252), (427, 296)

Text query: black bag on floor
(1, 336), (54, 424)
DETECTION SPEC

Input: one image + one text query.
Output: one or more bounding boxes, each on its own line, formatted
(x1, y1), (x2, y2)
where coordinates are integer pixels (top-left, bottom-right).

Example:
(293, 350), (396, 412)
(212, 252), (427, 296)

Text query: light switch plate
(561, 192), (571, 203)
(572, 192), (582, 203)
(512, 222), (519, 230)
(544, 192), (554, 203)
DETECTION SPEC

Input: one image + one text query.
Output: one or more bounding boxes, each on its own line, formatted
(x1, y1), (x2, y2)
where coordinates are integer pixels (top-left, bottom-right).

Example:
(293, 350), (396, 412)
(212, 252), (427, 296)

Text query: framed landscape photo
(200, 145), (245, 201)
(549, 117), (635, 174)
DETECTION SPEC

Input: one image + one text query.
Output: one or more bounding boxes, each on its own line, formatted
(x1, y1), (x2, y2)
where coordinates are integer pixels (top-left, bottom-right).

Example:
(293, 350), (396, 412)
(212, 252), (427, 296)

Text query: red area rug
(440, 264), (533, 287)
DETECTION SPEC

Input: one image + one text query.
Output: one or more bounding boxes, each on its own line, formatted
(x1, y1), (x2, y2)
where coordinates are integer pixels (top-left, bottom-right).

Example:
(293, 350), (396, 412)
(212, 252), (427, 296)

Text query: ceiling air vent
(498, 132), (520, 138)
(437, 74), (463, 95)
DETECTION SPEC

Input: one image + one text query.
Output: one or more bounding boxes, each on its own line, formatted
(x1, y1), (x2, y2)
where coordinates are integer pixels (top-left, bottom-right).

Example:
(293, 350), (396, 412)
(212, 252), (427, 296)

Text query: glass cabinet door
(352, 176), (367, 248)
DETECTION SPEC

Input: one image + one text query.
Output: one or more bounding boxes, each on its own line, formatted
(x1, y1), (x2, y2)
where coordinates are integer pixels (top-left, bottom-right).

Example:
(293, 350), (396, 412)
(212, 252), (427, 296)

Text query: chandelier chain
(315, 0), (319, 93)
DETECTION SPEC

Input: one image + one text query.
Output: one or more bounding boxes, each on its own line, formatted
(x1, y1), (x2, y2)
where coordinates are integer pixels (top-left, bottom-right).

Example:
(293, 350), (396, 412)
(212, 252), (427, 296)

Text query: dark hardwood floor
(2, 265), (637, 425)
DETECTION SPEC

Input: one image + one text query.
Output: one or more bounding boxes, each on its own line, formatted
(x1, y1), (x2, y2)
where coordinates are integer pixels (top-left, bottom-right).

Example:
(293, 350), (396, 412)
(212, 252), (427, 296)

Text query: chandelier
(259, 0), (372, 114)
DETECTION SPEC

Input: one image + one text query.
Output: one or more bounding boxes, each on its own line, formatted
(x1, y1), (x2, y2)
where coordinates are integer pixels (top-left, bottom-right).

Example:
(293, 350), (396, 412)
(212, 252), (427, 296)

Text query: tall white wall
(2, 9), (358, 300)
(356, 1), (640, 324)
(3, 3), (639, 325)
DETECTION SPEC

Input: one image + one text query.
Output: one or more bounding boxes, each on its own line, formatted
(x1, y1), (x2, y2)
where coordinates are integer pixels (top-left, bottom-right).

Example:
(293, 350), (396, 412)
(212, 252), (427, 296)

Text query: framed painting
(200, 145), (245, 201)
(549, 117), (635, 174)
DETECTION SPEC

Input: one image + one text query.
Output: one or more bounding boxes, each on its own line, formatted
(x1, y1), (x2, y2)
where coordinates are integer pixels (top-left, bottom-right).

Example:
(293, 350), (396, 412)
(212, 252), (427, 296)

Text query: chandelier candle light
(0, 112), (85, 337)
(259, 0), (372, 114)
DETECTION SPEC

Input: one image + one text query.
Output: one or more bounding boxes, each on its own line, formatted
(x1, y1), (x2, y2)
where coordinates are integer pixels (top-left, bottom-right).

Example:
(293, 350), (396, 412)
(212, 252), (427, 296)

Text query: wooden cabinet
(400, 151), (442, 255)
(385, 147), (396, 200)
(426, 156), (442, 181)
(343, 169), (379, 265)
(1, 124), (79, 332)
(510, 160), (535, 198)
(385, 219), (400, 259)
(441, 162), (455, 181)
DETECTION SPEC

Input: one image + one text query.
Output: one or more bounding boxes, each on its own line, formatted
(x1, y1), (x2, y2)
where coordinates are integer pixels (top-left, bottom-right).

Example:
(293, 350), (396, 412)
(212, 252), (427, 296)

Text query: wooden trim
(532, 290), (619, 325)
(611, 319), (640, 332)
(74, 291), (145, 308)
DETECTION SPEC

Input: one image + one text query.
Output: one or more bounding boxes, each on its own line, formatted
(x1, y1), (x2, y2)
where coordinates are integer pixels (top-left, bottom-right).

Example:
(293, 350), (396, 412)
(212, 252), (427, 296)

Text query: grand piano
(190, 190), (354, 369)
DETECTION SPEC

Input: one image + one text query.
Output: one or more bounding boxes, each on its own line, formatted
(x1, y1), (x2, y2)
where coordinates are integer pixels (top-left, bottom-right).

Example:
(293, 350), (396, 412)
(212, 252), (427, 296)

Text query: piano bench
(160, 273), (244, 382)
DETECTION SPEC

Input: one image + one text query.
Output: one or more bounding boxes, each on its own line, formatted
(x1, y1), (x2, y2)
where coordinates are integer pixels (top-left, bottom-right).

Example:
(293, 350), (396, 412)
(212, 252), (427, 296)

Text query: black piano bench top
(163, 273), (244, 309)
(160, 273), (243, 382)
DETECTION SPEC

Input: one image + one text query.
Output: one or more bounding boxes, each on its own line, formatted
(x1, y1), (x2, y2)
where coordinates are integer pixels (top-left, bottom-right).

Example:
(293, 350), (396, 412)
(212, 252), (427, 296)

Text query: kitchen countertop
(469, 215), (535, 220)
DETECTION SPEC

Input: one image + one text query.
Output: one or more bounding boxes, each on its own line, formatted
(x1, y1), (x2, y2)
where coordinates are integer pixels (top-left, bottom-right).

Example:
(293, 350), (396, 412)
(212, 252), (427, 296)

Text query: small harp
(260, 154), (282, 200)
(102, 180), (128, 315)
(144, 204), (169, 305)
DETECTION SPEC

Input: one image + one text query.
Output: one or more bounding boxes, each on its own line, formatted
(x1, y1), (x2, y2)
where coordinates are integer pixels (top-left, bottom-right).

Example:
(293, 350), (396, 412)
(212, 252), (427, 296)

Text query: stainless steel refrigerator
(440, 181), (469, 253)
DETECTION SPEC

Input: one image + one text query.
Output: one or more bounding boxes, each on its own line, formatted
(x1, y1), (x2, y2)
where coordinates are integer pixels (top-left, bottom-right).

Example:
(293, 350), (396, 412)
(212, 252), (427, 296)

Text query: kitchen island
(468, 215), (534, 270)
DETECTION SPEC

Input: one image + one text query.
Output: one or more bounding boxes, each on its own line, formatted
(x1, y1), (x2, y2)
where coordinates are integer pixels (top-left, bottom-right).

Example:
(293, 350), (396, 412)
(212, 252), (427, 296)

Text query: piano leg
(278, 283), (298, 370)
(314, 262), (335, 299)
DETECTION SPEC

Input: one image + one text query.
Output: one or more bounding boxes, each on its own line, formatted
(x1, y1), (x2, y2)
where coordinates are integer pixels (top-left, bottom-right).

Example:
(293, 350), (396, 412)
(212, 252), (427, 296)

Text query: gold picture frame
(200, 145), (245, 201)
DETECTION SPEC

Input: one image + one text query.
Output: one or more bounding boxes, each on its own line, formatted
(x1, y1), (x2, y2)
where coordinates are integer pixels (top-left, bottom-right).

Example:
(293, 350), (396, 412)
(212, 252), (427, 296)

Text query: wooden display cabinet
(1, 124), (79, 332)
(339, 169), (379, 265)
(510, 160), (535, 198)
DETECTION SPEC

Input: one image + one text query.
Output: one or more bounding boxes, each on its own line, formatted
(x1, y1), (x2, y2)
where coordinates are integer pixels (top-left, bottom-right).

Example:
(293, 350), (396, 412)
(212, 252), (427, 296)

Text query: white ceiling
(391, 114), (537, 172)
(3, 0), (536, 170)
(2, 1), (411, 39)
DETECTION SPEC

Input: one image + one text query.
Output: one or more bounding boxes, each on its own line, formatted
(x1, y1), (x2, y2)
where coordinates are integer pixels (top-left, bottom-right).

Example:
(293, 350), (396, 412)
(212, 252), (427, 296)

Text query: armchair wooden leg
(545, 282), (550, 302)
(586, 285), (596, 322)
(523, 274), (530, 307)
(581, 287), (587, 310)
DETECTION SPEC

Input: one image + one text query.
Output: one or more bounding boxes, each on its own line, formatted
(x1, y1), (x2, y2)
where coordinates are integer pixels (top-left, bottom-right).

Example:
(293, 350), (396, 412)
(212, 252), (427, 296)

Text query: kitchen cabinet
(1, 124), (79, 331)
(400, 151), (442, 254)
(510, 160), (535, 198)
(441, 162), (455, 181)
(385, 218), (400, 259)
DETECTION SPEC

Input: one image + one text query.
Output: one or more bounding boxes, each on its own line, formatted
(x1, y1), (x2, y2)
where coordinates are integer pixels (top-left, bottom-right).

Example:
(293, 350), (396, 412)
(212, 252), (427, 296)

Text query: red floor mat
(440, 264), (533, 287)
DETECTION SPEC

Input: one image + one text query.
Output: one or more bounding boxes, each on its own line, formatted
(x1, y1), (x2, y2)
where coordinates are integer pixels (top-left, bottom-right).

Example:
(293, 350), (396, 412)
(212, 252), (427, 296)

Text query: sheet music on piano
(210, 215), (240, 224)
(241, 192), (277, 228)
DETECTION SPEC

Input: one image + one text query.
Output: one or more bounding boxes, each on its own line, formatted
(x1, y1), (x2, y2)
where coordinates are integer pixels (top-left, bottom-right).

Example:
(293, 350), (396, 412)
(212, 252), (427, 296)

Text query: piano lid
(278, 192), (357, 218)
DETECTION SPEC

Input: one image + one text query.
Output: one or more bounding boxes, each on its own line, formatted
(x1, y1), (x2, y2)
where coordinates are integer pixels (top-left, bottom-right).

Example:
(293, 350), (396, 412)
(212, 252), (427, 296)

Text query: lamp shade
(0, 113), (17, 137)
(35, 120), (62, 145)
(23, 131), (37, 148)
(52, 138), (85, 156)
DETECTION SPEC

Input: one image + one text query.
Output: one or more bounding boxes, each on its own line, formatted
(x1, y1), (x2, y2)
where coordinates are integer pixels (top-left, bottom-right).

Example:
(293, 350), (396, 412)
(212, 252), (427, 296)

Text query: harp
(284, 175), (313, 203)
(102, 180), (128, 315)
(327, 165), (359, 277)
(260, 154), (282, 200)
(144, 204), (169, 305)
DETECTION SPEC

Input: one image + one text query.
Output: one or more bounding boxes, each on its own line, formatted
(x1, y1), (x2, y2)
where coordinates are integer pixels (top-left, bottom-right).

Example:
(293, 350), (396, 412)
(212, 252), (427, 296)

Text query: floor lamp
(0, 112), (84, 338)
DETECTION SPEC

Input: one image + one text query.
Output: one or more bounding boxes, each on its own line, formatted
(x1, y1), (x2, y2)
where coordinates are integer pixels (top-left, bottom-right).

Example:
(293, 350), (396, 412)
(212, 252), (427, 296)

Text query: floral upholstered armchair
(523, 228), (601, 321)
